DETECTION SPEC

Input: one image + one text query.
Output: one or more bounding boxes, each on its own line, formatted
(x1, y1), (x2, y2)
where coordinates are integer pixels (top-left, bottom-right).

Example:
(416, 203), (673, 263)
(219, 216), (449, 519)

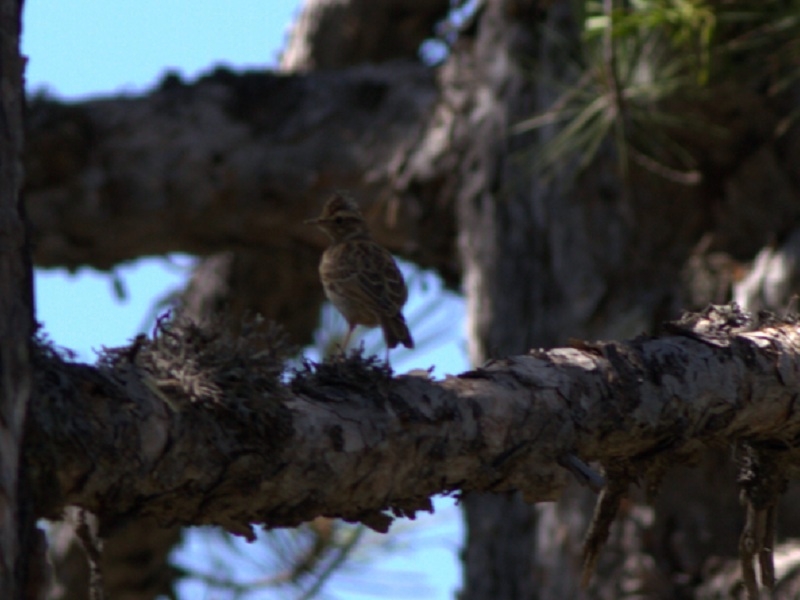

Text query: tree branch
(28, 306), (800, 540)
(25, 64), (453, 276)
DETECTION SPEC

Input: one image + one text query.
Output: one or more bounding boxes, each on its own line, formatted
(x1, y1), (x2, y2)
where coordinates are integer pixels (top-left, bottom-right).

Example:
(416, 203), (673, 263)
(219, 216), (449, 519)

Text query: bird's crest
(319, 191), (362, 220)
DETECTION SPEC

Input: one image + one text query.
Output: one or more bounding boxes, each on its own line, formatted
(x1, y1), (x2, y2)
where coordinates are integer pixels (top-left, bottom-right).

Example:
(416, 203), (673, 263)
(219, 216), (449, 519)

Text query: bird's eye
(335, 216), (344, 225)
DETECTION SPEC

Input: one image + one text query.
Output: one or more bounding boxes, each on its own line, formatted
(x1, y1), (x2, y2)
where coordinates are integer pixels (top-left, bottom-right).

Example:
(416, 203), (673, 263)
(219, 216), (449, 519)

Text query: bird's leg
(340, 323), (356, 355)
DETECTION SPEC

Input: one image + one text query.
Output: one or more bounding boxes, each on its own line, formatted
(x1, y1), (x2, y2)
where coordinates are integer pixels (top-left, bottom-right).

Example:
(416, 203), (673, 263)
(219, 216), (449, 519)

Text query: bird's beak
(304, 217), (320, 225)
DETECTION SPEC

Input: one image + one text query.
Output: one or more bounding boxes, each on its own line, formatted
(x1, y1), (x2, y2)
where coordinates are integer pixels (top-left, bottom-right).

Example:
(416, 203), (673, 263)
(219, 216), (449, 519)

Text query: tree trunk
(0, 0), (39, 597)
(443, 1), (800, 598)
(452, 3), (597, 598)
(46, 512), (181, 600)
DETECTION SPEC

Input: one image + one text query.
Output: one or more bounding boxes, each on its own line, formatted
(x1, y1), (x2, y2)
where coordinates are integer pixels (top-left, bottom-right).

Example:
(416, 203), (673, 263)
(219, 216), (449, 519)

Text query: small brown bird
(306, 192), (414, 358)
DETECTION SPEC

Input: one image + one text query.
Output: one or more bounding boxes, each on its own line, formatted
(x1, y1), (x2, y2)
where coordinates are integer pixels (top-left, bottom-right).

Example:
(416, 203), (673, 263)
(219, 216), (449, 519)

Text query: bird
(306, 191), (414, 360)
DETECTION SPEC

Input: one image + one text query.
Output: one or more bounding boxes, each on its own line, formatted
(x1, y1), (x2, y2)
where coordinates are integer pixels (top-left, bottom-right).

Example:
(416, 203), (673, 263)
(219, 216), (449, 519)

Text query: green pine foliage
(515, 0), (800, 183)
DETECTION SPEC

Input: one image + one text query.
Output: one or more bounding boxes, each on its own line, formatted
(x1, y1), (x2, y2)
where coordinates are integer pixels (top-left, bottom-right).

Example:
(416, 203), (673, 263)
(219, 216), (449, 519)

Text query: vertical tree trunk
(453, 0), (701, 597)
(455, 1), (800, 597)
(0, 0), (38, 597)
(455, 2), (588, 598)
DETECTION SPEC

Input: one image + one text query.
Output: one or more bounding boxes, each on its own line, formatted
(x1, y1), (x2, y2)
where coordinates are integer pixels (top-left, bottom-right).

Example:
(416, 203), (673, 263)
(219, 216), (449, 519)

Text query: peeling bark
(26, 308), (800, 545)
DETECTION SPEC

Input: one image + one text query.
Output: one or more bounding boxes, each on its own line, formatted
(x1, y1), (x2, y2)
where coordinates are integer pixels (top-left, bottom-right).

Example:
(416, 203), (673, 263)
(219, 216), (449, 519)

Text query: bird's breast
(319, 246), (382, 327)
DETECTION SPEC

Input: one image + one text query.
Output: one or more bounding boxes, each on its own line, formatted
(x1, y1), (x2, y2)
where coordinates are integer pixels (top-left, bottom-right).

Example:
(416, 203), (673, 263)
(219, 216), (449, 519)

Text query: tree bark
(25, 64), (445, 274)
(450, 2), (560, 595)
(429, 1), (800, 597)
(25, 308), (800, 543)
(291, 3), (800, 594)
(0, 0), (39, 598)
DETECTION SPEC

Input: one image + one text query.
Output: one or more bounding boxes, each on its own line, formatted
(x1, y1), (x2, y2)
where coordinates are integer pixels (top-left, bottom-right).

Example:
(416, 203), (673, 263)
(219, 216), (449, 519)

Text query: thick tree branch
(28, 307), (800, 539)
(26, 63), (457, 344)
(25, 64), (451, 276)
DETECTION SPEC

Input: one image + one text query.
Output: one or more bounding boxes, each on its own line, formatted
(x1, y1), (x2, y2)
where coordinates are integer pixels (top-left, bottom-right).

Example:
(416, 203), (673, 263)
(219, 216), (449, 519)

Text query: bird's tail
(381, 313), (414, 349)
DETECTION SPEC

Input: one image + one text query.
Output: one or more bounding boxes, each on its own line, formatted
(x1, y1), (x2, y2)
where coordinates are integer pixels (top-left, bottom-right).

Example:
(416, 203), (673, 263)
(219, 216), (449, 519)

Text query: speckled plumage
(307, 192), (413, 353)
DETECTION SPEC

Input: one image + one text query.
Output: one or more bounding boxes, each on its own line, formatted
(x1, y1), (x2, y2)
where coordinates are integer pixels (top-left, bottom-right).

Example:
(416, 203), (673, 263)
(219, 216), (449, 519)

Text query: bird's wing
(329, 241), (408, 314)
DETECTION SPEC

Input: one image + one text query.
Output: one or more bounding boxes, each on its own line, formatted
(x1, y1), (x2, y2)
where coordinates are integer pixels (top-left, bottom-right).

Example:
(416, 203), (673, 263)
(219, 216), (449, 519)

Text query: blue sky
(23, 2), (466, 598)
(23, 0), (299, 97)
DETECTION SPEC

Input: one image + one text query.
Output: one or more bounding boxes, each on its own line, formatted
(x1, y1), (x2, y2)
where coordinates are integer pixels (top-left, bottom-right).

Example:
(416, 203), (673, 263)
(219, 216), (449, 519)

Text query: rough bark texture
(25, 309), (800, 543)
(450, 3), (562, 595)
(0, 0), (39, 598)
(415, 1), (800, 598)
